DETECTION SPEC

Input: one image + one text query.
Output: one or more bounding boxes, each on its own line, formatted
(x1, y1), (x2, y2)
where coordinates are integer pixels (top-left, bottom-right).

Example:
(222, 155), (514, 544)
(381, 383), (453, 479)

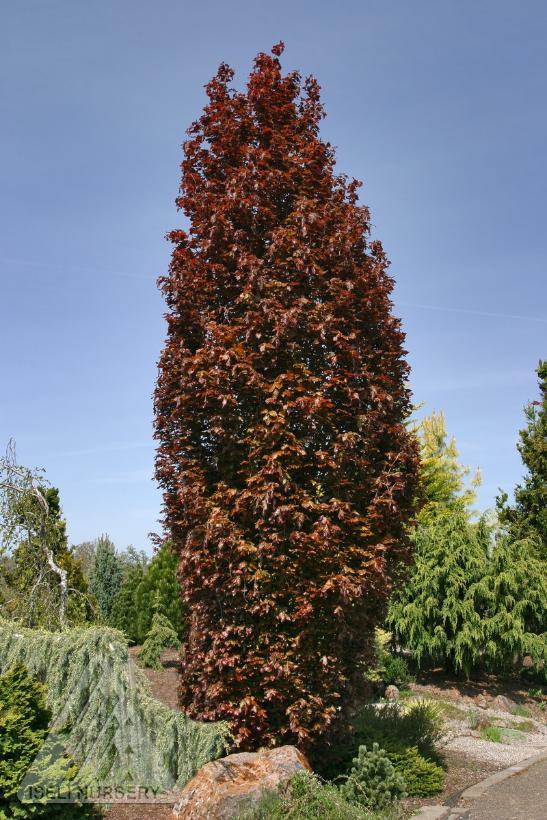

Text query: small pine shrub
(389, 746), (444, 796)
(138, 612), (181, 670)
(339, 743), (406, 810)
(383, 656), (412, 687)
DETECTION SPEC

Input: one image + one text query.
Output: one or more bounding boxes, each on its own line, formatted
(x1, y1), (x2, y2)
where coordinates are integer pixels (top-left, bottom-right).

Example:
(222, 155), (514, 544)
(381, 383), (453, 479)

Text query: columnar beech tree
(155, 44), (419, 750)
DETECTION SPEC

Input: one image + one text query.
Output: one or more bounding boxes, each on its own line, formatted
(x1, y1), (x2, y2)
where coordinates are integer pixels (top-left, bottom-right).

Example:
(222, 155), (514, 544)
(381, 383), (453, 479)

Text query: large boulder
(172, 746), (311, 819)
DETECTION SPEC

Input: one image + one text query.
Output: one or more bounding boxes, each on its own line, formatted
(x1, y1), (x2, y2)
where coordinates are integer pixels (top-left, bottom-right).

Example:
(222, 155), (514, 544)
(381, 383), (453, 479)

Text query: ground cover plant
(239, 770), (402, 819)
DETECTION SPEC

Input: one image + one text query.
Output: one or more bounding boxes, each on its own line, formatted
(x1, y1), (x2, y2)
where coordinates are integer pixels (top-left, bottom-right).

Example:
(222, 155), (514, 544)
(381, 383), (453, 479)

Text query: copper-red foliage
(154, 43), (419, 751)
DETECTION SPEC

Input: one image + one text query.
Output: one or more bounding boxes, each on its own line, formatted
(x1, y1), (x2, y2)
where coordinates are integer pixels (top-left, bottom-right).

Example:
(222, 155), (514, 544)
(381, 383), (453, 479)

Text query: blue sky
(1, 1), (545, 551)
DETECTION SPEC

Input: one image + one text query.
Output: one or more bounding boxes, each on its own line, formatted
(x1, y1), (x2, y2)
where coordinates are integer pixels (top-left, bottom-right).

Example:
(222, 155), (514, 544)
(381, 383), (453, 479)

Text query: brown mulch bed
(128, 646), (182, 711)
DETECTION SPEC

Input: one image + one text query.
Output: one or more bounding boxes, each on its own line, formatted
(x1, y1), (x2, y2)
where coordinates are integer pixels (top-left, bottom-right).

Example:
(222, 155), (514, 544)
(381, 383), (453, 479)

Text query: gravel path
(443, 735), (547, 766)
(438, 704), (547, 767)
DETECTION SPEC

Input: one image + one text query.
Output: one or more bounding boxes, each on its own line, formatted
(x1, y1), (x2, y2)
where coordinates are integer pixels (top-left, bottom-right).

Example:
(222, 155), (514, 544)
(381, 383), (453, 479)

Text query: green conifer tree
(481, 535), (547, 670)
(108, 562), (145, 643)
(497, 361), (547, 560)
(138, 612), (181, 670)
(413, 411), (480, 524)
(387, 509), (490, 677)
(134, 543), (184, 643)
(88, 535), (122, 620)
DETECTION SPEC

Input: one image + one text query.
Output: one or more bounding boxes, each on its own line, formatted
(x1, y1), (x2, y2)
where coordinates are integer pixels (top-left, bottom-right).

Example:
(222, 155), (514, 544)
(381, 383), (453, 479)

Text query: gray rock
(493, 694), (516, 712)
(385, 684), (400, 701)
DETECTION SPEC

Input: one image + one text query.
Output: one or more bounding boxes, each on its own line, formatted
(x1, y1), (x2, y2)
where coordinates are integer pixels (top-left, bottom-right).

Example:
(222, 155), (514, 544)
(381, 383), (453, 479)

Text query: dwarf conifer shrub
(139, 612), (181, 670)
(0, 664), (97, 818)
(383, 655), (411, 687)
(339, 743), (406, 810)
(389, 746), (444, 796)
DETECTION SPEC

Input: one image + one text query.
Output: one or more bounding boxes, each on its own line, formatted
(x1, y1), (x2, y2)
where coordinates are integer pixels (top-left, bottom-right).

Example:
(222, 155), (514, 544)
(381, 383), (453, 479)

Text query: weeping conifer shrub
(387, 510), (547, 677)
(0, 620), (228, 791)
(481, 535), (547, 673)
(387, 509), (490, 677)
(154, 42), (419, 750)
